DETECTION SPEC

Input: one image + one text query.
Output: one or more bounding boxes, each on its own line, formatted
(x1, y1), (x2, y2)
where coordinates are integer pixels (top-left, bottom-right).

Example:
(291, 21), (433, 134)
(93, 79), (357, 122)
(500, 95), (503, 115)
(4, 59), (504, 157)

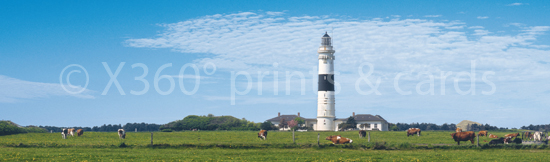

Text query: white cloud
(0, 75), (94, 103)
(125, 12), (550, 126)
(125, 12), (549, 78)
(507, 3), (525, 6)
(170, 74), (209, 79)
(477, 16), (489, 19)
(473, 29), (490, 36)
(424, 15), (442, 18)
(468, 26), (484, 29)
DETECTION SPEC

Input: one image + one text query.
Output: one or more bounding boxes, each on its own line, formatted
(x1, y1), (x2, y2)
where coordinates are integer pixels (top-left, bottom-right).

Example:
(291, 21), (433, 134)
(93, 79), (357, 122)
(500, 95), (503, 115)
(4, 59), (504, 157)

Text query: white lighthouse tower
(316, 32), (336, 131)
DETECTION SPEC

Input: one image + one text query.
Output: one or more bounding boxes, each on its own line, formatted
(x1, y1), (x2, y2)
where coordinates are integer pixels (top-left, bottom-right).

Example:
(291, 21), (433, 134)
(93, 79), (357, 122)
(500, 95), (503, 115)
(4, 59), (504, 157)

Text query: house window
(374, 124), (378, 128)
(324, 123), (326, 125)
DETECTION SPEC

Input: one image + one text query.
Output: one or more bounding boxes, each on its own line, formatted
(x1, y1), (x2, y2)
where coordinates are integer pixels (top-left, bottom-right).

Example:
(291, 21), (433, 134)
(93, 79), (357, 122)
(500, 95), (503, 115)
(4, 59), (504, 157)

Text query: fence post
(151, 132), (153, 146)
(368, 131), (371, 142)
(317, 133), (320, 146)
(476, 135), (479, 147)
(292, 129), (295, 144)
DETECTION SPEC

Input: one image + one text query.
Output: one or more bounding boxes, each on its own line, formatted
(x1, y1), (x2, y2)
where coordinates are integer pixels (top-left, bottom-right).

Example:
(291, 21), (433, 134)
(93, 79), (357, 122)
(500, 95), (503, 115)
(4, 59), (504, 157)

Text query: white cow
(533, 131), (543, 141)
(118, 129), (125, 139)
(61, 129), (68, 139)
(68, 128), (75, 137)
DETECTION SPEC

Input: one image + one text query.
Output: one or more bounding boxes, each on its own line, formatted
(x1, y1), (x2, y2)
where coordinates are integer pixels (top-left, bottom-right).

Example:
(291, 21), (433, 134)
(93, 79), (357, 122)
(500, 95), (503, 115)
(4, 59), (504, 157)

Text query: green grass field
(1, 131), (549, 161)
(0, 131), (534, 147)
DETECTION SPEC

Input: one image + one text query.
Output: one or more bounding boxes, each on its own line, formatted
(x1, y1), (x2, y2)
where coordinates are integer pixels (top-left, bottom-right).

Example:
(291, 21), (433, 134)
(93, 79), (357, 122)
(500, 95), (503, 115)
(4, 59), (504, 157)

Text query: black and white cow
(61, 128), (68, 139)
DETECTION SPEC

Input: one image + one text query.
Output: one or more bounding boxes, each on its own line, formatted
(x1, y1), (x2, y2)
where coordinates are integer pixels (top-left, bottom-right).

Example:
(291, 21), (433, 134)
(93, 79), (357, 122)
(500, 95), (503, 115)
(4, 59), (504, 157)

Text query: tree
(390, 125), (399, 131)
(294, 117), (304, 126)
(287, 120), (298, 130)
(338, 116), (358, 130)
(260, 121), (276, 130)
(279, 118), (287, 130)
(346, 116), (357, 126)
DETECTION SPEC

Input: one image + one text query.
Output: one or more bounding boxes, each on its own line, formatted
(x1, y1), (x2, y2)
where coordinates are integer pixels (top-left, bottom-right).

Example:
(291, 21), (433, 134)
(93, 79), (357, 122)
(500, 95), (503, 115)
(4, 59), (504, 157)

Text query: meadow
(1, 131), (549, 161)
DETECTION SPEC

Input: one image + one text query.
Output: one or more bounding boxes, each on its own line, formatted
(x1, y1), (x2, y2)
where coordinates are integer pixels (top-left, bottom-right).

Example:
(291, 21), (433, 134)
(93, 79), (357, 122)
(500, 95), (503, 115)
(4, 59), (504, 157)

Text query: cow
(456, 128), (462, 133)
(407, 128), (421, 137)
(524, 132), (533, 140)
(488, 134), (498, 138)
(258, 130), (267, 140)
(325, 135), (353, 144)
(533, 131), (543, 141)
(512, 138), (522, 144)
(359, 130), (366, 138)
(504, 133), (520, 139)
(489, 138), (504, 145)
(61, 128), (68, 139)
(67, 128), (75, 137)
(450, 131), (476, 145)
(478, 130), (488, 137)
(77, 129), (84, 137)
(118, 129), (125, 139)
(503, 137), (513, 144)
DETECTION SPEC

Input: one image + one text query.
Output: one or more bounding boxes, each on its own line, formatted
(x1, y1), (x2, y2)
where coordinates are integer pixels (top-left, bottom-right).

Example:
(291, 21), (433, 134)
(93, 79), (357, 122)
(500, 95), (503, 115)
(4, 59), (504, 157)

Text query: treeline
(521, 124), (550, 131)
(160, 115), (261, 131)
(39, 123), (162, 132)
(0, 121), (47, 136)
(391, 123), (506, 131)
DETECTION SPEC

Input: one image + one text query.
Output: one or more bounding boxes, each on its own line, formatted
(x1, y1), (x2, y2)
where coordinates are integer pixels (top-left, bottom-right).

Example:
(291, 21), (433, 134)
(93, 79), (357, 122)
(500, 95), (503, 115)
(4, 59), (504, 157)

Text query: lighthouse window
(324, 123), (326, 125)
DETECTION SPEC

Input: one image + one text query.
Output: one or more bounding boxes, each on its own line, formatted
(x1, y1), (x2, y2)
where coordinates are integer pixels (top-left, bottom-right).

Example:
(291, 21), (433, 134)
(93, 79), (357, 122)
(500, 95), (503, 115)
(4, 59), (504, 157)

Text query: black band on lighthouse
(318, 74), (335, 91)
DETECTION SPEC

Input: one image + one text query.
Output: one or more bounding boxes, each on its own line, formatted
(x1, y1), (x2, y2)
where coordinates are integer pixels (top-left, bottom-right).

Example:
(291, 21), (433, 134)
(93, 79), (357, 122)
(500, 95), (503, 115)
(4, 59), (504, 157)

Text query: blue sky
(1, 1), (549, 128)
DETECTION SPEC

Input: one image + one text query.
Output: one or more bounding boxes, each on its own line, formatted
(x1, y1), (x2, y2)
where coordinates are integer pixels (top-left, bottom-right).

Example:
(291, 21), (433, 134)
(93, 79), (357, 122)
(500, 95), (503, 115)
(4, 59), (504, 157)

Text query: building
(265, 33), (389, 131)
(266, 112), (389, 131)
(316, 32), (336, 131)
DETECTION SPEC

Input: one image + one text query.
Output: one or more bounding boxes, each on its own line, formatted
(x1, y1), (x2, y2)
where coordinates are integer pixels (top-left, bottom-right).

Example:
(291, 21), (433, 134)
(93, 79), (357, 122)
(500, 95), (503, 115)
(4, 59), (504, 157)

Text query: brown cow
(524, 132), (533, 140)
(488, 134), (498, 138)
(67, 128), (75, 137)
(478, 130), (488, 137)
(326, 135), (353, 144)
(359, 130), (366, 138)
(450, 131), (476, 145)
(76, 129), (84, 137)
(258, 130), (267, 140)
(504, 133), (520, 139)
(407, 128), (421, 137)
(456, 128), (462, 133)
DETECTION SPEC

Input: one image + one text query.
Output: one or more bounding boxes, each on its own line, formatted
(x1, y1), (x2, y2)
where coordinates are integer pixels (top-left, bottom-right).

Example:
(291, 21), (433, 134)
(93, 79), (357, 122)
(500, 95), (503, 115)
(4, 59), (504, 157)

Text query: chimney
(353, 112), (355, 117)
(298, 112), (300, 117)
(278, 112), (280, 117)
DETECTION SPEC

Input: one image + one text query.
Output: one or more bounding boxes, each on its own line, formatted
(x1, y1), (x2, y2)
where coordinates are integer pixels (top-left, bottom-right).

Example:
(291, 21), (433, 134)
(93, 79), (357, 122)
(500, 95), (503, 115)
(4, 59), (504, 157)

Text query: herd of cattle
(258, 128), (550, 145)
(443, 128), (548, 145)
(60, 127), (549, 145)
(60, 128), (126, 139)
(60, 128), (84, 139)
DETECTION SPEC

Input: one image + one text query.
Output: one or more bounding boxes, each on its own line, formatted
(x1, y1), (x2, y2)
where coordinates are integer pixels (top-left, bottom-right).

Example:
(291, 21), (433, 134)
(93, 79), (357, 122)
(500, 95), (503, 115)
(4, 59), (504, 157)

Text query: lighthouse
(316, 32), (336, 131)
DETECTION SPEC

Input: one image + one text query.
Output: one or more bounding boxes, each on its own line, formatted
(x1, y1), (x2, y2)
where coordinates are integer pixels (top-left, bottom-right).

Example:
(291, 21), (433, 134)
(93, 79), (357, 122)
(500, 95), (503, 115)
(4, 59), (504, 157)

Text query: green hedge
(0, 121), (46, 136)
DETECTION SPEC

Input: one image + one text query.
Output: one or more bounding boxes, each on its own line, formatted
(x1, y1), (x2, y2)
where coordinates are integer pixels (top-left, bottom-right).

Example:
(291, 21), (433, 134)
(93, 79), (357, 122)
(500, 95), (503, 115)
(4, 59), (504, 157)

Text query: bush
(161, 129), (173, 132)
(0, 121), (47, 136)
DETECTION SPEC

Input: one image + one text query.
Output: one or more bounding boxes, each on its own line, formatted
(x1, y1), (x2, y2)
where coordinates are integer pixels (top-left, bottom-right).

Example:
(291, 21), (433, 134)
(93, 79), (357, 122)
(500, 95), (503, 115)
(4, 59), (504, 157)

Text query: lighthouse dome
(321, 32), (331, 46)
